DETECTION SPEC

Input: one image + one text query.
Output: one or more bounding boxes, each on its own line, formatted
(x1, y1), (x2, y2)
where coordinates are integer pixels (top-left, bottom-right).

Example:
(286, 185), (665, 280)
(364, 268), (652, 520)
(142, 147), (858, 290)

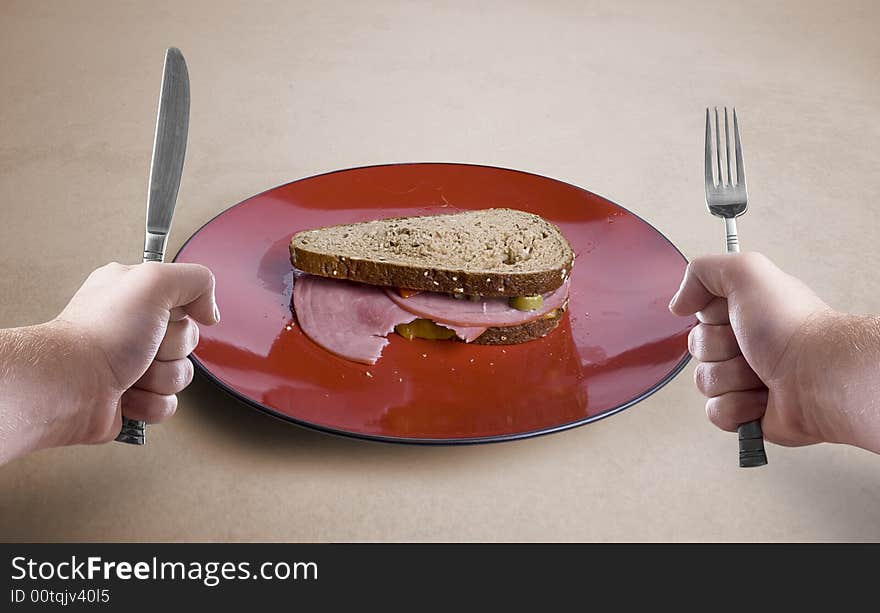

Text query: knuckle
(188, 320), (200, 349)
(161, 394), (179, 420)
(693, 362), (717, 395)
(688, 325), (708, 357)
(733, 252), (767, 278)
(183, 358), (195, 385)
(136, 261), (164, 284)
(193, 262), (213, 277)
(682, 260), (694, 279)
(705, 398), (729, 430)
(686, 257), (705, 271)
(170, 360), (193, 390)
(202, 266), (216, 290)
(742, 251), (768, 266)
(170, 321), (198, 357)
(147, 395), (178, 423)
(91, 262), (125, 281)
(182, 262), (215, 288)
(687, 326), (699, 355)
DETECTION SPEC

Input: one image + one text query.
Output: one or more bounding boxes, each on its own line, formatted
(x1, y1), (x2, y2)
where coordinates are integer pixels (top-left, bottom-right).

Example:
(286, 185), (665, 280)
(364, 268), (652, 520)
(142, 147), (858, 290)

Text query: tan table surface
(2, 0), (879, 542)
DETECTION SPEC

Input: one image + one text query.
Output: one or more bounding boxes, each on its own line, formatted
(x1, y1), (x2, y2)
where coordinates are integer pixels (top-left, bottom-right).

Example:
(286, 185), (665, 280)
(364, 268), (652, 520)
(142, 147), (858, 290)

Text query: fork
(704, 107), (768, 468)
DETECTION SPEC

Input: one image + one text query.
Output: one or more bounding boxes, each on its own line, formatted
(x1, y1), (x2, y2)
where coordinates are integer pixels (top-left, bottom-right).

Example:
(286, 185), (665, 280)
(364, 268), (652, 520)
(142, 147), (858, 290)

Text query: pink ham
(444, 323), (488, 342)
(385, 279), (570, 327)
(294, 275), (413, 364)
(293, 275), (487, 364)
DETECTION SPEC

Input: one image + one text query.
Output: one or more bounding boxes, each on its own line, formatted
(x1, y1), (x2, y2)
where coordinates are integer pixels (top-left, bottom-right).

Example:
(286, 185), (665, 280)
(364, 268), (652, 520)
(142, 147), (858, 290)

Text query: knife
(116, 47), (190, 445)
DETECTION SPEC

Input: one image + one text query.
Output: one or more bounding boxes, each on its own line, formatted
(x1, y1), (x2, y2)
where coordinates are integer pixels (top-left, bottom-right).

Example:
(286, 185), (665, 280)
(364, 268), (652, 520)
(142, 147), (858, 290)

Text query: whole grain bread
(290, 208), (574, 297)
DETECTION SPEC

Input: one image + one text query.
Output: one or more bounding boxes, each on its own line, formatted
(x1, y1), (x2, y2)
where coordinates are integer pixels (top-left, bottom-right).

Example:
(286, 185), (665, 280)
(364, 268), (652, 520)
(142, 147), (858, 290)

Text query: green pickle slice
(508, 295), (543, 311)
(395, 319), (457, 340)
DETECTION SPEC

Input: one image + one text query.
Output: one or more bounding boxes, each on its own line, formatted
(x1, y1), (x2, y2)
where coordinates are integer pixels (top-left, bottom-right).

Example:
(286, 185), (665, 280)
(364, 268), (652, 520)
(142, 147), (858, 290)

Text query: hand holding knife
(116, 48), (190, 445)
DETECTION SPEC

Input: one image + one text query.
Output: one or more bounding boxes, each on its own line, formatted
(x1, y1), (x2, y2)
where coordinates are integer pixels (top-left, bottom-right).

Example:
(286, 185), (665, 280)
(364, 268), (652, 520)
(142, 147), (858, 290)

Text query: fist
(55, 261), (219, 443)
(669, 252), (831, 446)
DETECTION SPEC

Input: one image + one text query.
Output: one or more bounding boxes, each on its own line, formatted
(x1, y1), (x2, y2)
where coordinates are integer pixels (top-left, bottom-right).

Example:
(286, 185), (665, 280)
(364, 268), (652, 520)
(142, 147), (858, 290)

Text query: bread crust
(289, 210), (574, 297)
(469, 306), (565, 345)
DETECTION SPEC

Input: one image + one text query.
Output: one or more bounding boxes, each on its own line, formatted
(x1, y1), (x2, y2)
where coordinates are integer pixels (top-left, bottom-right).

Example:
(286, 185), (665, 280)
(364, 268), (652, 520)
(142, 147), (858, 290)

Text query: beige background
(1, 0), (879, 542)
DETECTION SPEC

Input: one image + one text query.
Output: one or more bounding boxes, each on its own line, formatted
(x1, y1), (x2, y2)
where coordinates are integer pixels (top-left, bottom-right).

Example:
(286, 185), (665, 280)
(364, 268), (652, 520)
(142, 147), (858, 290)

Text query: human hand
(49, 262), (219, 447)
(668, 252), (836, 447)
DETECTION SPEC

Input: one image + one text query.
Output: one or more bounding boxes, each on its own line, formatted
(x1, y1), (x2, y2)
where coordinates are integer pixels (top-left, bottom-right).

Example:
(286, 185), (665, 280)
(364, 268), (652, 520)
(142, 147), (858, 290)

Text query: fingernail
(213, 304), (221, 323)
(668, 290), (680, 311)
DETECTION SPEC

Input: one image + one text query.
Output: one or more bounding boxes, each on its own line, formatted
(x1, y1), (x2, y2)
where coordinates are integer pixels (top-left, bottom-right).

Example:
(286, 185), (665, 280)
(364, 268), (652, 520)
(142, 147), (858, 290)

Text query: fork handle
(724, 217), (768, 467)
(724, 217), (741, 253)
(738, 421), (767, 467)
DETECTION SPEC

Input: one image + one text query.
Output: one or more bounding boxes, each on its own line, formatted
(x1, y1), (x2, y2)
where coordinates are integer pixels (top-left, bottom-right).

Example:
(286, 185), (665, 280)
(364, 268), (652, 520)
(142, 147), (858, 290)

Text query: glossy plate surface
(175, 163), (694, 443)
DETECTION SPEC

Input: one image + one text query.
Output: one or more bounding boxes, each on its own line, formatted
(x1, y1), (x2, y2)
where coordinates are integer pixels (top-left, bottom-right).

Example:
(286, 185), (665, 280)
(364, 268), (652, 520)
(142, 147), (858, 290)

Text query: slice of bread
(290, 208), (574, 297)
(470, 306), (566, 345)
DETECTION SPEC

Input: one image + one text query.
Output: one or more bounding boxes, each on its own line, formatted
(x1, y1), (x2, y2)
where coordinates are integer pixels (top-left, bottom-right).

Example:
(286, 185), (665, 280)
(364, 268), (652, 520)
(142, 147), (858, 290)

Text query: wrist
(795, 311), (880, 452)
(0, 320), (117, 463)
(42, 319), (120, 447)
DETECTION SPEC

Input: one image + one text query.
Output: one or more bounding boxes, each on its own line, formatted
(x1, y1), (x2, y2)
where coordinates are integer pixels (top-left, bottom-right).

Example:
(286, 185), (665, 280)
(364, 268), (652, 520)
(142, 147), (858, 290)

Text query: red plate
(175, 163), (694, 443)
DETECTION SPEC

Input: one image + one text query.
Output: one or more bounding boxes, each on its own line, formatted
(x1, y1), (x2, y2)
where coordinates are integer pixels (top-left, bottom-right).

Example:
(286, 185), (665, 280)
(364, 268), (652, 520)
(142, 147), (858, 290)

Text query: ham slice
(385, 279), (570, 327)
(293, 275), (488, 364)
(444, 323), (489, 343)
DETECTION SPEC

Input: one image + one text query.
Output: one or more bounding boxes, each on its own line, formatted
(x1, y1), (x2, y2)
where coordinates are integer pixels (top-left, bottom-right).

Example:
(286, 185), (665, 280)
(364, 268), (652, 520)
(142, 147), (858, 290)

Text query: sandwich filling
(293, 273), (570, 364)
(384, 282), (568, 327)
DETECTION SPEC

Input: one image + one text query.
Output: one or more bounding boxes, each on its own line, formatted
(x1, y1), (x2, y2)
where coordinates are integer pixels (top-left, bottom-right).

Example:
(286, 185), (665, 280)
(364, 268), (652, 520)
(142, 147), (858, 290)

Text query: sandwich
(289, 208), (574, 364)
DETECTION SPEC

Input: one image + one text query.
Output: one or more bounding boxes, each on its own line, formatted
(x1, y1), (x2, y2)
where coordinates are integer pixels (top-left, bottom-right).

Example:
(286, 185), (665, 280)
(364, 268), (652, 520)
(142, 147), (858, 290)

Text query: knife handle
(114, 247), (166, 446)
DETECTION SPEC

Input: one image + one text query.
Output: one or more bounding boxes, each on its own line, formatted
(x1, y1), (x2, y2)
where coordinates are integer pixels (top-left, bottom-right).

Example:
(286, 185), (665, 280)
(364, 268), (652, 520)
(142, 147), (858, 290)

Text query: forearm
(0, 322), (105, 464)
(797, 312), (880, 453)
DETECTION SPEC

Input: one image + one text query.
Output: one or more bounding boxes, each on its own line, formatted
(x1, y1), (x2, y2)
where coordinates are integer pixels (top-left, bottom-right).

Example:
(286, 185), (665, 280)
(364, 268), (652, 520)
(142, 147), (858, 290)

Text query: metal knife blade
(116, 47), (190, 446)
(144, 47), (190, 262)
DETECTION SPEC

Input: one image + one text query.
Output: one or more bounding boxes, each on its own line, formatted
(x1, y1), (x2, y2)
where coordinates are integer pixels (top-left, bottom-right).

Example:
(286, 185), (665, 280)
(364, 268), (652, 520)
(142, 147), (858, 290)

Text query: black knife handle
(738, 419), (767, 467)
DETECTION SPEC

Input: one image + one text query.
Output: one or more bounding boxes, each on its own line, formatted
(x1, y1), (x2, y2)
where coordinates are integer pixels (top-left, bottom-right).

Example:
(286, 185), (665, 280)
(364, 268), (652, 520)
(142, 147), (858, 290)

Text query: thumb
(137, 262), (220, 325)
(668, 252), (776, 316)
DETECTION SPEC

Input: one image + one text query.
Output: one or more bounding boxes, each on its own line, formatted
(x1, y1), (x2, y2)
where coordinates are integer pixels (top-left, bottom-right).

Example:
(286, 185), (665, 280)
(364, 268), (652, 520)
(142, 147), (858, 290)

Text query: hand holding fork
(703, 107), (768, 468)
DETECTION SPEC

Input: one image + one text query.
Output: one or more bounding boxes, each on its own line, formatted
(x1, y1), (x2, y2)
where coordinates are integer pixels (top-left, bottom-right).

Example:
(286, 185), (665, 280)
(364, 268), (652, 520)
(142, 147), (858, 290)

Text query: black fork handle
(738, 420), (768, 467)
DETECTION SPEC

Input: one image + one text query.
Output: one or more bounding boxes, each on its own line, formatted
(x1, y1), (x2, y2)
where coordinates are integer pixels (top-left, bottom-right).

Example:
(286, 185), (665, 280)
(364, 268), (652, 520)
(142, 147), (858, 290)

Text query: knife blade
(116, 47), (190, 446)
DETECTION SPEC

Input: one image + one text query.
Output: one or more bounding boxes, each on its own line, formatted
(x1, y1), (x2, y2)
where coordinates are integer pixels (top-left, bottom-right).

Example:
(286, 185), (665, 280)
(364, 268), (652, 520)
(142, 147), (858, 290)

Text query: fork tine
(733, 108), (745, 187)
(724, 107), (732, 186)
(714, 107), (722, 186)
(704, 108), (714, 188)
